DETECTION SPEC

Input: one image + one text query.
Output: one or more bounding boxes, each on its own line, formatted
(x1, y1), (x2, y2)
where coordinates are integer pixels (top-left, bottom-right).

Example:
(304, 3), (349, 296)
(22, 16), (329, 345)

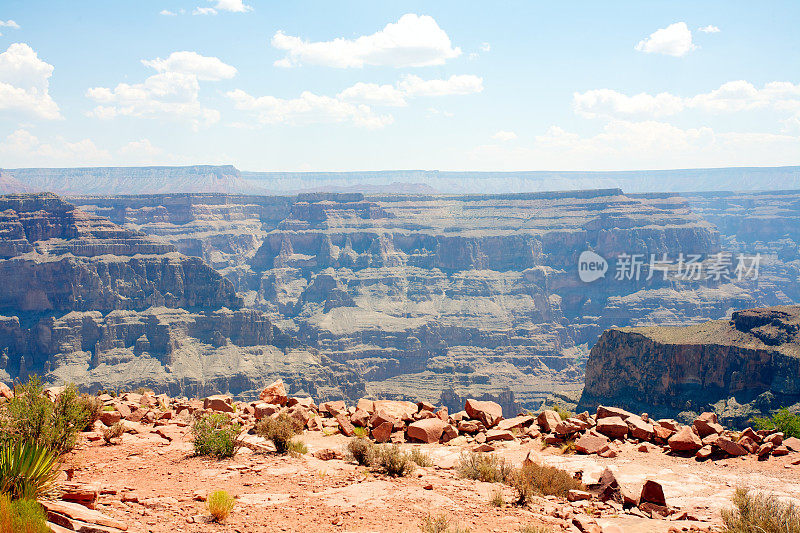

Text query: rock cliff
(580, 305), (800, 425)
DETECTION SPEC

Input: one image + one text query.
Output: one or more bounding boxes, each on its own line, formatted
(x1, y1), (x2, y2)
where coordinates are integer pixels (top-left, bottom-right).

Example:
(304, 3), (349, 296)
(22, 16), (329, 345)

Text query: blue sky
(0, 0), (798, 171)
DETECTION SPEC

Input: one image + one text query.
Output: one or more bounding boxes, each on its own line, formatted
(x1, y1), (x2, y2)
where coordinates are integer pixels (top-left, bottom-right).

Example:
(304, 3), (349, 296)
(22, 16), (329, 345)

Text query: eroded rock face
(580, 305), (800, 424)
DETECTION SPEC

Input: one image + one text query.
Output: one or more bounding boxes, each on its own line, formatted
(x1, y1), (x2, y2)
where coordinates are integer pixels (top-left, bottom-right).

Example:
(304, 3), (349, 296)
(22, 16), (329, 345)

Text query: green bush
(192, 413), (241, 459)
(510, 462), (584, 504)
(255, 413), (303, 455)
(721, 487), (800, 533)
(207, 490), (235, 523)
(76, 394), (103, 431)
(376, 444), (415, 477)
(457, 452), (513, 483)
(0, 493), (49, 533)
(1, 376), (88, 455)
(347, 438), (377, 466)
(0, 441), (59, 501)
(751, 408), (800, 439)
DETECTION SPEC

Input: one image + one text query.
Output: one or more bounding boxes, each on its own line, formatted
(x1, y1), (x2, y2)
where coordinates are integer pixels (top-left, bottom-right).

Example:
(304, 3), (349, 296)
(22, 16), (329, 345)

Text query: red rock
(356, 398), (374, 413)
(693, 418), (723, 438)
(640, 480), (666, 507)
(598, 448), (618, 458)
(668, 426), (702, 451)
(626, 416), (654, 441)
(417, 401), (435, 412)
(441, 424), (458, 443)
(41, 500), (127, 531)
(370, 409), (403, 431)
(772, 445), (790, 456)
(465, 399), (503, 429)
(335, 414), (356, 437)
(702, 433), (720, 446)
(653, 423), (675, 441)
(536, 410), (561, 433)
(596, 405), (634, 420)
(738, 436), (759, 454)
(596, 416), (628, 440)
(254, 402), (280, 419)
(99, 411), (121, 426)
(657, 419), (680, 432)
(485, 429), (515, 442)
(784, 437), (800, 451)
(112, 402), (131, 419)
(597, 468), (621, 503)
(764, 432), (783, 446)
(457, 420), (482, 433)
(740, 427), (760, 442)
(371, 421), (393, 443)
(287, 396), (316, 410)
(350, 408), (370, 427)
(473, 443), (495, 452)
(319, 400), (347, 416)
(568, 490), (592, 502)
(695, 445), (713, 460)
(757, 442), (774, 457)
(0, 382), (12, 400)
(435, 407), (449, 422)
(203, 395), (234, 413)
(497, 415), (534, 432)
(289, 406), (312, 426)
(416, 410), (436, 420)
(312, 449), (342, 461)
(258, 380), (288, 405)
(407, 418), (446, 443)
(572, 516), (602, 533)
(373, 400), (417, 421)
(575, 433), (609, 455)
(716, 437), (748, 456)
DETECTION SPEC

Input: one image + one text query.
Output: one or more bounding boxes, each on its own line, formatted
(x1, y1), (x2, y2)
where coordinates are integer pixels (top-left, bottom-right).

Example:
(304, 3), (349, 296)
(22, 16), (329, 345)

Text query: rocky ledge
(579, 305), (800, 425)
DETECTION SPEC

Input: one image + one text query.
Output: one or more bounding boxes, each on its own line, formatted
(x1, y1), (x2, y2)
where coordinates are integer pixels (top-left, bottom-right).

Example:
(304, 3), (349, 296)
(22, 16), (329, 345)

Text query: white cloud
(698, 25), (721, 33)
(118, 139), (163, 158)
(635, 22), (697, 57)
(337, 82), (407, 107)
(469, 120), (800, 171)
(398, 74), (483, 97)
(481, 42), (491, 52)
(492, 130), (517, 141)
(87, 51), (233, 129)
(193, 0), (252, 14)
(193, 7), (217, 15)
(160, 10), (177, 16)
(574, 81), (800, 124)
(226, 88), (394, 129)
(272, 14), (461, 68)
(0, 20), (20, 29)
(141, 51), (236, 80)
(0, 129), (111, 166)
(0, 43), (61, 120)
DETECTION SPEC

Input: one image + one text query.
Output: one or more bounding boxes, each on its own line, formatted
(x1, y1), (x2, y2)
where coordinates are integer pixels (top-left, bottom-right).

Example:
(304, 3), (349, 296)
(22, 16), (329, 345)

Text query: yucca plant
(0, 441), (60, 501)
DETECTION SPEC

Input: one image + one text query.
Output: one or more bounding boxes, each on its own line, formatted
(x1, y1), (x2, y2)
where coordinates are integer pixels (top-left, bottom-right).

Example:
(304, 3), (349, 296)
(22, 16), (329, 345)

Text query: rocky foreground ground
(8, 380), (798, 533)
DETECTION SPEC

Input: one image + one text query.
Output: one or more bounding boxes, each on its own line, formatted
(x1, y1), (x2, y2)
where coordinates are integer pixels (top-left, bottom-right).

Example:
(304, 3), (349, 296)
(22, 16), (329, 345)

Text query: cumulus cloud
(0, 129), (111, 166)
(226, 89), (394, 129)
(635, 22), (697, 57)
(0, 43), (61, 120)
(141, 51), (237, 80)
(573, 81), (800, 123)
(398, 74), (483, 97)
(469, 120), (800, 170)
(272, 14), (461, 68)
(193, 7), (217, 15)
(698, 25), (721, 33)
(87, 51), (234, 129)
(492, 130), (517, 141)
(193, 0), (251, 14)
(0, 20), (20, 29)
(160, 10), (177, 16)
(337, 82), (407, 107)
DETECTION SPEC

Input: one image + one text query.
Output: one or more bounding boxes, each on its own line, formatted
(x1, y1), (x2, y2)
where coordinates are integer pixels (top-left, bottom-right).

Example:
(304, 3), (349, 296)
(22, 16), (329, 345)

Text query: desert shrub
(77, 394), (104, 431)
(559, 439), (576, 455)
(0, 493), (49, 533)
(721, 487), (800, 533)
(419, 513), (471, 533)
(518, 526), (554, 533)
(347, 438), (377, 466)
(192, 413), (241, 459)
(255, 413), (303, 455)
(548, 403), (573, 421)
(287, 440), (307, 456)
(207, 490), (235, 523)
(409, 448), (433, 467)
(751, 408), (800, 439)
(489, 488), (504, 507)
(1, 376), (87, 455)
(376, 445), (415, 477)
(102, 422), (126, 444)
(510, 462), (584, 504)
(456, 452), (512, 483)
(352, 426), (368, 437)
(0, 441), (59, 501)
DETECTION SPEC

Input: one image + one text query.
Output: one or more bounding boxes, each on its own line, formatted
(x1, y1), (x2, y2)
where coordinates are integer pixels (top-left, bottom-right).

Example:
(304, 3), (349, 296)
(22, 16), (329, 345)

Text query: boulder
(99, 411), (121, 426)
(784, 437), (800, 452)
(435, 407), (449, 422)
(737, 436), (759, 454)
(640, 480), (666, 507)
(693, 412), (723, 438)
(356, 398), (375, 413)
(485, 429), (515, 442)
(371, 421), (393, 443)
(764, 432), (783, 446)
(259, 380), (288, 406)
(373, 400), (417, 421)
(597, 405), (634, 420)
(575, 433), (609, 455)
(497, 415), (534, 432)
(442, 424), (458, 442)
(715, 437), (748, 457)
(695, 445), (713, 460)
(287, 396), (316, 410)
(203, 395), (234, 413)
(465, 399), (503, 429)
(597, 468), (621, 503)
(668, 426), (702, 451)
(536, 410), (562, 433)
(350, 408), (370, 427)
(407, 418), (447, 443)
(568, 490), (592, 502)
(457, 420), (482, 433)
(319, 400), (347, 417)
(625, 416), (654, 441)
(653, 424), (675, 441)
(417, 401), (435, 412)
(335, 414), (356, 437)
(757, 442), (774, 458)
(254, 402), (280, 419)
(596, 416), (628, 440)
(0, 382), (12, 400)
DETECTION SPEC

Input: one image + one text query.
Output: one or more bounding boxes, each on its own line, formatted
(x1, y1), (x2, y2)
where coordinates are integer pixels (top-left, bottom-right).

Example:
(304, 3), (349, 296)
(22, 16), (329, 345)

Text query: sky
(0, 0), (798, 172)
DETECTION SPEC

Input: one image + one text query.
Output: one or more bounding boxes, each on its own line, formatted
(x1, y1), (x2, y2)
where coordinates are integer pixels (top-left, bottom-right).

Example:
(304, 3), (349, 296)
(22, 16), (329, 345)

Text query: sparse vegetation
(376, 444), (416, 477)
(255, 413), (303, 455)
(409, 447), (433, 467)
(352, 426), (368, 437)
(192, 413), (241, 459)
(510, 462), (584, 504)
(347, 438), (377, 466)
(419, 513), (471, 533)
(0, 493), (49, 533)
(548, 403), (573, 421)
(77, 394), (104, 431)
(559, 439), (577, 455)
(518, 525), (554, 533)
(207, 490), (235, 523)
(721, 487), (800, 533)
(456, 452), (512, 483)
(751, 408), (800, 439)
(0, 441), (59, 501)
(489, 488), (504, 507)
(102, 422), (126, 444)
(0, 376), (88, 455)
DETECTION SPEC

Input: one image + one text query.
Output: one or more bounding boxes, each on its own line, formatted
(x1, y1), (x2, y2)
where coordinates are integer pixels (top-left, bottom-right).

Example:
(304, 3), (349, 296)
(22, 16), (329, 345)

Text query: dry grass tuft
(721, 487), (800, 533)
(419, 513), (471, 533)
(456, 452), (512, 483)
(207, 490), (235, 523)
(409, 447), (433, 467)
(510, 462), (584, 504)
